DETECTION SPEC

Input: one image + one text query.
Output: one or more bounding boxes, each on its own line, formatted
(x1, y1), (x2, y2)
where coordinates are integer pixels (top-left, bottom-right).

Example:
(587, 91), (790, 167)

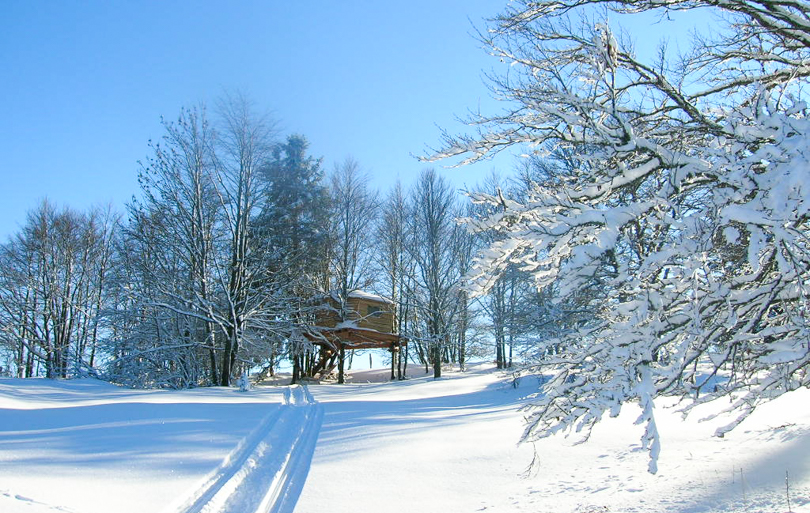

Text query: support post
(338, 344), (346, 384)
(390, 344), (396, 381)
(397, 342), (404, 380)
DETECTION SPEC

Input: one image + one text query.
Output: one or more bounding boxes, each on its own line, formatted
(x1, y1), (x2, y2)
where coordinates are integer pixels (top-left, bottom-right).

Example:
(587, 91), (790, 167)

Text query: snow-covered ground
(1, 364), (808, 513)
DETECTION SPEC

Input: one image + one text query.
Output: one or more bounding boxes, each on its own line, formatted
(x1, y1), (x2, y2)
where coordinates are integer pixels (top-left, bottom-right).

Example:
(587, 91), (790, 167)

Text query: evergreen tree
(258, 134), (331, 382)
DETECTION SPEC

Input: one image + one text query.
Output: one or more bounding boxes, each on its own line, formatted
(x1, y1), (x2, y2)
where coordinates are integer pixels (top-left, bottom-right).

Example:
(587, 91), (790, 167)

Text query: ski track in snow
(171, 385), (323, 513)
(0, 490), (79, 513)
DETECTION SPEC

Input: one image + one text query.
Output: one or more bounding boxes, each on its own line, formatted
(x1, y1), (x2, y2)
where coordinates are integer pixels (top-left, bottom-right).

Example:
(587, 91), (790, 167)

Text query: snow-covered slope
(295, 365), (536, 512)
(299, 365), (810, 512)
(1, 365), (808, 513)
(0, 380), (294, 513)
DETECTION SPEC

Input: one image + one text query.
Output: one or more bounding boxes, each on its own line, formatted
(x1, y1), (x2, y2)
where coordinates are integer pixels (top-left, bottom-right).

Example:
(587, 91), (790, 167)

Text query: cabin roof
(347, 290), (394, 305)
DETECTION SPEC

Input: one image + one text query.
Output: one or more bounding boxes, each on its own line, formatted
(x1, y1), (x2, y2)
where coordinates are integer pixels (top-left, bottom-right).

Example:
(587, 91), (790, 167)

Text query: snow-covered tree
(111, 106), (222, 386)
(258, 133), (331, 383)
(429, 0), (810, 472)
(259, 134), (330, 290)
(214, 94), (281, 386)
(110, 98), (293, 388)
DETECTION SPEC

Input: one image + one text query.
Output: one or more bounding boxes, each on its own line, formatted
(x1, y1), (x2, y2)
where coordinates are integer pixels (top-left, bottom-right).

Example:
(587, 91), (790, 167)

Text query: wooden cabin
(306, 290), (406, 381)
(315, 290), (396, 340)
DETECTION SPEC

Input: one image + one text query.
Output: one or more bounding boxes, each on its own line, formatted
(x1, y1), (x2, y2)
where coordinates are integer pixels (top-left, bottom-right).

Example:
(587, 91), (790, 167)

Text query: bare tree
(213, 93), (280, 385)
(329, 157), (379, 299)
(0, 201), (116, 378)
(407, 169), (460, 379)
(328, 157), (379, 382)
(448, 201), (479, 371)
(376, 181), (411, 379)
(129, 106), (220, 383)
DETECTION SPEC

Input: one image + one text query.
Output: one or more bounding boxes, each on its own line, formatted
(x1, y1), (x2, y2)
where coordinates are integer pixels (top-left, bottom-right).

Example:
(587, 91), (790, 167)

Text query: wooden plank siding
(315, 295), (395, 334)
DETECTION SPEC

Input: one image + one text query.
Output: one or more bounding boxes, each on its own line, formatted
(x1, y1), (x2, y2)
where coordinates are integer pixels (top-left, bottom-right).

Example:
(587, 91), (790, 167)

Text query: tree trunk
(390, 345), (396, 380)
(402, 342), (408, 380)
(432, 343), (442, 379)
(292, 354), (300, 385)
(209, 344), (219, 385)
(220, 330), (235, 386)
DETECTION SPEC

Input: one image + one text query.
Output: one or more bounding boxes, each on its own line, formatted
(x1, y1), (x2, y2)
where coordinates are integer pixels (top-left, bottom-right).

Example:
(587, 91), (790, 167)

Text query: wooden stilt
(337, 344), (346, 384)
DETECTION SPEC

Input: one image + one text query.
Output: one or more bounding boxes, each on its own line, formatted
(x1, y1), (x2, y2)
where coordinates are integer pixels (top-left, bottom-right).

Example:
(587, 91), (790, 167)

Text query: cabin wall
(314, 307), (341, 329)
(314, 297), (395, 333)
(349, 297), (394, 333)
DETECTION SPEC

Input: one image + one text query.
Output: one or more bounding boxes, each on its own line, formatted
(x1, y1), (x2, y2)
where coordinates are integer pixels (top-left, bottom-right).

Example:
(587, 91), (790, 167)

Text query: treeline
(0, 96), (544, 387)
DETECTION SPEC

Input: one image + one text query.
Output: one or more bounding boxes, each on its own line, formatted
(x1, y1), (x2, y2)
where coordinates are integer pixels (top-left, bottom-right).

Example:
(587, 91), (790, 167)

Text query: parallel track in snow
(173, 385), (323, 513)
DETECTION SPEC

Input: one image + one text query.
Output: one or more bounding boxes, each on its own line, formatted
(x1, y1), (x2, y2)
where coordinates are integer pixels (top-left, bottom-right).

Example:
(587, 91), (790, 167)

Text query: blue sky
(0, 2), (711, 242)
(1, 1), (513, 240)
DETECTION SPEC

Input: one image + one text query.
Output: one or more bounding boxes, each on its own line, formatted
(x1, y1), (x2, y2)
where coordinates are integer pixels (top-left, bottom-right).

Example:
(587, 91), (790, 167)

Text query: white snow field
(1, 364), (808, 513)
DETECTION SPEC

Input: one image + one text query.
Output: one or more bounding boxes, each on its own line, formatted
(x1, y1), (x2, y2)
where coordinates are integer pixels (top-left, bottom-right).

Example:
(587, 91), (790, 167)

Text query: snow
(346, 290), (393, 304)
(1, 366), (809, 513)
(0, 380), (292, 513)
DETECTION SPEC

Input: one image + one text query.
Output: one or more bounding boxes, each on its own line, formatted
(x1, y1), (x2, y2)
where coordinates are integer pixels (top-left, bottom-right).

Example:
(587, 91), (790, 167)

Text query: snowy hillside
(1, 365), (808, 513)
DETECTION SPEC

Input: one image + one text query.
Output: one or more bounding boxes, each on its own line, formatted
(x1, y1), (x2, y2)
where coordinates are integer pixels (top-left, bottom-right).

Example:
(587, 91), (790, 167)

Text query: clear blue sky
(0, 0), (513, 240)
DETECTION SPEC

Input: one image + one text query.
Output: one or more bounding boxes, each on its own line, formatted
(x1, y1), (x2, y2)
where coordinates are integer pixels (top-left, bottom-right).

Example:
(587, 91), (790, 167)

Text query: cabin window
(367, 305), (382, 317)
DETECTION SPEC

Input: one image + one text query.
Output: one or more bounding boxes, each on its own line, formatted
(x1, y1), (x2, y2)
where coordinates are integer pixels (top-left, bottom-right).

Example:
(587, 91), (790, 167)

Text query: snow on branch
(442, 0), (810, 473)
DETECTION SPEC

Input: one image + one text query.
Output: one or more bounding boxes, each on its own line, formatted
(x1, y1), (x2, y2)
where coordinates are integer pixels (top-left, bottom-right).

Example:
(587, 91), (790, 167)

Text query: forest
(0, 96), (534, 388)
